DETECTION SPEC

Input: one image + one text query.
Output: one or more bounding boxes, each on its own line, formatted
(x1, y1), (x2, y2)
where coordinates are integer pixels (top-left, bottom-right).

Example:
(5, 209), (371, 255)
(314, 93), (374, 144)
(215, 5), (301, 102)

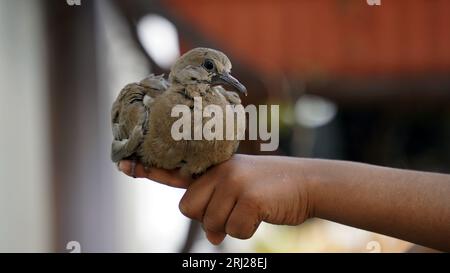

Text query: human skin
(119, 154), (450, 251)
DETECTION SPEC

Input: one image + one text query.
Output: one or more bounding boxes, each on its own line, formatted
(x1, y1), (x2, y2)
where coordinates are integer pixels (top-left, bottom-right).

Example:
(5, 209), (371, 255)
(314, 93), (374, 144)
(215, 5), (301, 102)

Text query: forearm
(119, 155), (450, 248)
(302, 159), (450, 251)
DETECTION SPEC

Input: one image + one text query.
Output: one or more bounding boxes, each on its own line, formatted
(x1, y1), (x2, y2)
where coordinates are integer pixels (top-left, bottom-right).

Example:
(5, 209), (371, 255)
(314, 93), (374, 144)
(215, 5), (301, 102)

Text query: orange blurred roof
(165, 0), (450, 78)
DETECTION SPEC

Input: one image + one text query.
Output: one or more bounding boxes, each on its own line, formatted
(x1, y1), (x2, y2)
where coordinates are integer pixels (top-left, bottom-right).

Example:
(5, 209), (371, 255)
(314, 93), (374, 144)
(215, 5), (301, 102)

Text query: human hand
(119, 154), (312, 245)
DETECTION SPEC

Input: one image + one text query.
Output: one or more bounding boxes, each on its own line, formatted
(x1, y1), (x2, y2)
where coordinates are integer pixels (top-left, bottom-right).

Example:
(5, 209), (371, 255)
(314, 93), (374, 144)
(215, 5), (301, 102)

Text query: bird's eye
(202, 59), (215, 71)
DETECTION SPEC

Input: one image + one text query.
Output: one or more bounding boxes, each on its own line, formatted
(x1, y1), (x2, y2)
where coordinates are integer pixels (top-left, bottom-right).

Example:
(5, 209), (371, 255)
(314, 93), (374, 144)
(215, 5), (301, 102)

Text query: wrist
(295, 158), (330, 220)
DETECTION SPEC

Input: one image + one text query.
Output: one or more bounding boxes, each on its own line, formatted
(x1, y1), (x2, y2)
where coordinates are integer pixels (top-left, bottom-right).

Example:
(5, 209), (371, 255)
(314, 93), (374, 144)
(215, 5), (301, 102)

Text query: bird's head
(169, 48), (247, 95)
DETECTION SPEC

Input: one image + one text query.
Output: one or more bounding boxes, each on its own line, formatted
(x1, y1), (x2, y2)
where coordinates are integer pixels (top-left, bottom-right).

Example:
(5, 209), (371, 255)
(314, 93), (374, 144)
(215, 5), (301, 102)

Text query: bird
(111, 47), (247, 177)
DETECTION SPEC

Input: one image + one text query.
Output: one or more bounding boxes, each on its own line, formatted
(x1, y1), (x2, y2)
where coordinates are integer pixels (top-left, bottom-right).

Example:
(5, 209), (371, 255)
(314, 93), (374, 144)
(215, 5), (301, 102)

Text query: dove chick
(111, 48), (247, 177)
(141, 48), (247, 176)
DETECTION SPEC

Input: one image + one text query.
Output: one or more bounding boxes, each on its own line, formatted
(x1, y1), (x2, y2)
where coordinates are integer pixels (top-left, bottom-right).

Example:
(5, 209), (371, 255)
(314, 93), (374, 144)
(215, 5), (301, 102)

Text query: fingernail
(118, 161), (123, 171)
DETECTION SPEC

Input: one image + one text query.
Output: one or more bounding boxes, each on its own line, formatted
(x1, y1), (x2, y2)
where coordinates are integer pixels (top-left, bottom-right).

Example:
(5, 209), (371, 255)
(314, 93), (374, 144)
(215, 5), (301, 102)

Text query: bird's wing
(140, 74), (170, 110)
(111, 83), (138, 128)
(110, 74), (169, 162)
(139, 74), (169, 94)
(111, 74), (169, 136)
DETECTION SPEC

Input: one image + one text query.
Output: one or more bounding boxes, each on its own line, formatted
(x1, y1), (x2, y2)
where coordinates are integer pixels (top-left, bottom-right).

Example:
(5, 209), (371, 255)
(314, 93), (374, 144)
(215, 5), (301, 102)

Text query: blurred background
(0, 0), (449, 252)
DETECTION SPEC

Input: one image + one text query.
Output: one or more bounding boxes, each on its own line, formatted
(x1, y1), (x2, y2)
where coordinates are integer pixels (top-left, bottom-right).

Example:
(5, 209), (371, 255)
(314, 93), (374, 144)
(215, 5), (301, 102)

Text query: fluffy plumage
(111, 48), (246, 176)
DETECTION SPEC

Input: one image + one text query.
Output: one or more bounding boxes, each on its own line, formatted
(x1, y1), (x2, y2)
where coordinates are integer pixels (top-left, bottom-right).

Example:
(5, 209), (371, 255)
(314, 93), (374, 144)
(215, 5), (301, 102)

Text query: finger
(145, 167), (192, 188)
(118, 160), (138, 176)
(205, 229), (226, 245)
(179, 176), (217, 221)
(225, 200), (261, 240)
(202, 186), (237, 233)
(119, 160), (192, 189)
(118, 160), (148, 178)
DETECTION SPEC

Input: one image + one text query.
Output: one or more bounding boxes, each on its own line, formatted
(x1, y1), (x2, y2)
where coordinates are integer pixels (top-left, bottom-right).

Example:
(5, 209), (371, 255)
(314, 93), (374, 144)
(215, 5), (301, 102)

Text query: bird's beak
(211, 72), (247, 96)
